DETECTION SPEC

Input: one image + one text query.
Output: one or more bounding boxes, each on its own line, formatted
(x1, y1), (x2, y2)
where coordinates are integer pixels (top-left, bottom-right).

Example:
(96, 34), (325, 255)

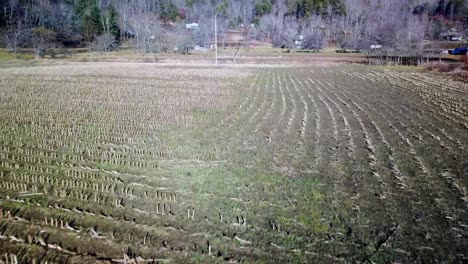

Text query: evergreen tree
(288, 0), (342, 17)
(255, 0), (273, 16)
(167, 1), (179, 21)
(160, 1), (180, 21)
(75, 0), (94, 18)
(75, 0), (102, 41)
(159, 1), (168, 20)
(108, 5), (120, 41)
(88, 4), (103, 35)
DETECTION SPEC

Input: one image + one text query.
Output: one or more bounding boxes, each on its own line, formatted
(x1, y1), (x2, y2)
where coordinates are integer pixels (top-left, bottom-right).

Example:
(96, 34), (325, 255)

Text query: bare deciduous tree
(128, 13), (163, 54)
(31, 27), (57, 58)
(90, 33), (116, 52)
(302, 31), (325, 52)
(4, 0), (28, 57)
(271, 17), (300, 50)
(5, 20), (26, 57)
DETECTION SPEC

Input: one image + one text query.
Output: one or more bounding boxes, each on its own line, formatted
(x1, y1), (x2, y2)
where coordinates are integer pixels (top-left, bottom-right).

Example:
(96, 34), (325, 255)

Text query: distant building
(441, 31), (462, 41)
(194, 45), (208, 52)
(295, 35), (304, 49)
(185, 23), (199, 30)
(448, 35), (462, 41)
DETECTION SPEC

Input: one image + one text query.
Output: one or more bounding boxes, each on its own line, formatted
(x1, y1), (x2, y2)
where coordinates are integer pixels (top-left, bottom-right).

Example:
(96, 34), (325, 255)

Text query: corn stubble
(0, 63), (467, 263)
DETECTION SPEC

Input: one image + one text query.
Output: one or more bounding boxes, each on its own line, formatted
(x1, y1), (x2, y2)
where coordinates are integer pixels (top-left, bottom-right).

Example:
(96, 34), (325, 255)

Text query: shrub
(89, 33), (118, 52)
(424, 62), (457, 72)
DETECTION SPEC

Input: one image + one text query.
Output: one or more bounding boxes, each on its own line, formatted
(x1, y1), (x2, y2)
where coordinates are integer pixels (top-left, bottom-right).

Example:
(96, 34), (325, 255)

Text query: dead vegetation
(424, 61), (468, 82)
(0, 62), (467, 263)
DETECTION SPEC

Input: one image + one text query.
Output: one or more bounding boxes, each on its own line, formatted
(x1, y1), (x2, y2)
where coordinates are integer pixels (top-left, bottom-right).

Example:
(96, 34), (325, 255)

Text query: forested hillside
(1, 0), (467, 56)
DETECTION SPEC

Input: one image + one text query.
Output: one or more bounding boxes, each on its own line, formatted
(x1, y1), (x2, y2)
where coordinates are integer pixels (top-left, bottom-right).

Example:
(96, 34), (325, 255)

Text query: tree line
(1, 0), (467, 58)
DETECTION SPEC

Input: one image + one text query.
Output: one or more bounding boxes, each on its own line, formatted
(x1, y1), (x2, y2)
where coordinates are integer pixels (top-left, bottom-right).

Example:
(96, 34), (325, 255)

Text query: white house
(194, 45), (208, 52)
(185, 23), (199, 30)
(295, 35), (304, 49)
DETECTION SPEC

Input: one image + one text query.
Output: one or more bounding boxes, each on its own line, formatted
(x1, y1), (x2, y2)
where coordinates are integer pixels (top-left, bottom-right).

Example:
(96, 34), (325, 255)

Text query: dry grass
(424, 61), (468, 81)
(0, 62), (467, 263)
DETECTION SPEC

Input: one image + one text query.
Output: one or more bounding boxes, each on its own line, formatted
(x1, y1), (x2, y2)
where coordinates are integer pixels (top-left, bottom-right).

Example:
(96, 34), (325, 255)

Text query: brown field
(0, 61), (467, 263)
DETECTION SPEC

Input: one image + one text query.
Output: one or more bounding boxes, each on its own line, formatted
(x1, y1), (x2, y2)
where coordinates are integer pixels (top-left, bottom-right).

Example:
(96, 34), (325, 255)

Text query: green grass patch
(0, 50), (34, 61)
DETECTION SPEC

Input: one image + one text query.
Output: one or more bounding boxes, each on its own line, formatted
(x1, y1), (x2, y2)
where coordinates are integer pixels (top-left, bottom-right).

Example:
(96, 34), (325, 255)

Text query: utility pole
(215, 14), (218, 65)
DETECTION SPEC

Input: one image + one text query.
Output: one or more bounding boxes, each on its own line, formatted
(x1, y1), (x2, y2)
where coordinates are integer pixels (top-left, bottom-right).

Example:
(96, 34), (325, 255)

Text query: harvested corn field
(0, 62), (467, 263)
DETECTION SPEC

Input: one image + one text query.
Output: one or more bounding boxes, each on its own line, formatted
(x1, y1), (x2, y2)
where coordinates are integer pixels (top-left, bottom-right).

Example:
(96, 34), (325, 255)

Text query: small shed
(295, 35), (304, 49)
(441, 31), (462, 41)
(185, 23), (199, 30)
